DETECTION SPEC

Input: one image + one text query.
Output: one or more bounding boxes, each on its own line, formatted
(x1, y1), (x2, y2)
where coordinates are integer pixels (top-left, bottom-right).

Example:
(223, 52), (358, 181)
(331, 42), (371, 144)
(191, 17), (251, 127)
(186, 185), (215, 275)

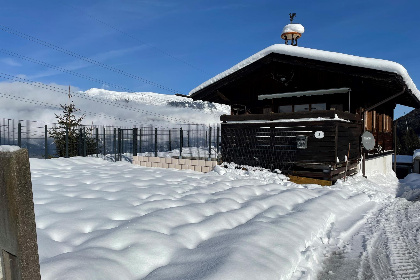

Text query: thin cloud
(27, 45), (149, 80)
(1, 57), (22, 67)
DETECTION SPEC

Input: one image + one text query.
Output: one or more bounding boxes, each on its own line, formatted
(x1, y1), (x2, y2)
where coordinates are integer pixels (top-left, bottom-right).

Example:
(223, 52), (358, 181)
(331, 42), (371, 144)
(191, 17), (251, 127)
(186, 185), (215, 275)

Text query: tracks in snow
(318, 199), (420, 279)
(361, 199), (420, 279)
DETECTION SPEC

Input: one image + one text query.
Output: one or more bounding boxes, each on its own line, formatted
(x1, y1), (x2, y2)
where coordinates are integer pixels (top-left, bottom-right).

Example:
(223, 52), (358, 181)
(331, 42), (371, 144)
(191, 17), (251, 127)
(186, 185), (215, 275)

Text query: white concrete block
(197, 160), (205, 166)
(140, 162), (147, 167)
(146, 162), (152, 167)
(190, 159), (198, 166)
(184, 159), (191, 166)
(365, 154), (393, 177)
(202, 166), (211, 173)
(205, 161), (217, 167)
(165, 157), (172, 164)
(178, 158), (186, 165)
(181, 165), (190, 170)
(194, 166), (202, 172)
(149, 157), (161, 163)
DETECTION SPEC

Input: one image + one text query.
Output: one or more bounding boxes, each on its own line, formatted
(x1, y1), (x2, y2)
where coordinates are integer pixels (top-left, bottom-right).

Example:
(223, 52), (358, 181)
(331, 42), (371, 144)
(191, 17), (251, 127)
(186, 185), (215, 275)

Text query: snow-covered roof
(282, 23), (305, 34)
(189, 44), (420, 102)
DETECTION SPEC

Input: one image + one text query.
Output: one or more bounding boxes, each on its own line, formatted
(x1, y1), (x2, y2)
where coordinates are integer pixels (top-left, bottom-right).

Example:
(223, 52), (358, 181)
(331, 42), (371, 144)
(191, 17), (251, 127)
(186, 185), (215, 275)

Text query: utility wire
(0, 73), (196, 124)
(0, 91), (140, 125)
(0, 49), (218, 116)
(64, 3), (210, 75)
(0, 24), (181, 94)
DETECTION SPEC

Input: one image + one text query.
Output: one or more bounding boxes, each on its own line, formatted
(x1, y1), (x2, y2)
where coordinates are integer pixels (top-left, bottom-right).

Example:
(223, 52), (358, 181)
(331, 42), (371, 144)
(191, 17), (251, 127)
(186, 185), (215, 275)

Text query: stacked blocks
(132, 156), (217, 173)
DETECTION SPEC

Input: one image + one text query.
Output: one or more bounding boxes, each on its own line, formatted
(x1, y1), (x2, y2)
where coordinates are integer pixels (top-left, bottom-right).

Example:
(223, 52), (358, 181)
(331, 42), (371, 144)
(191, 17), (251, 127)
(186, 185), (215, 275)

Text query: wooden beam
(288, 175), (332, 186)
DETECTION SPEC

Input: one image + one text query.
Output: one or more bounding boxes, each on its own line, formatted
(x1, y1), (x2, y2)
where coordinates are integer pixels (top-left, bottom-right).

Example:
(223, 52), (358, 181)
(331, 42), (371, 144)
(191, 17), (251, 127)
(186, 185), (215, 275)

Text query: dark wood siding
(221, 117), (362, 181)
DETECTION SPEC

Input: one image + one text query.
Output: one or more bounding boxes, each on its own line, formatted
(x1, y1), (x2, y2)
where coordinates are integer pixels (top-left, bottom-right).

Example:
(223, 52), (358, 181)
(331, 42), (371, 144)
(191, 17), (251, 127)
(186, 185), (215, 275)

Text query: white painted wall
(364, 154), (394, 177)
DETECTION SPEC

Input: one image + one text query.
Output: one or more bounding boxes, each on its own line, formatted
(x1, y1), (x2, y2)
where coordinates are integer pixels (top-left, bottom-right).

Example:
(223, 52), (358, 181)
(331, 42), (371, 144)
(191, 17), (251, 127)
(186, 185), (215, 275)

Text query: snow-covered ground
(29, 156), (420, 280)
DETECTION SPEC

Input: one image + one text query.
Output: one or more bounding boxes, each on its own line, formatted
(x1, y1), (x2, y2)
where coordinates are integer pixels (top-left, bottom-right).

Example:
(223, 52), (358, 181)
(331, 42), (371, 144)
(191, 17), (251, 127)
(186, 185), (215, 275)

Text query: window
(311, 103), (326, 111)
(294, 104), (310, 112)
(278, 105), (293, 113)
(330, 104), (343, 111)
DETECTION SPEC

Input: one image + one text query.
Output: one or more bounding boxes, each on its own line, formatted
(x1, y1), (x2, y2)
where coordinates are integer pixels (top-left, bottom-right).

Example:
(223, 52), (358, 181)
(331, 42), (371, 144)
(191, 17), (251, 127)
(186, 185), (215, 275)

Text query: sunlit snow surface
(31, 158), (405, 280)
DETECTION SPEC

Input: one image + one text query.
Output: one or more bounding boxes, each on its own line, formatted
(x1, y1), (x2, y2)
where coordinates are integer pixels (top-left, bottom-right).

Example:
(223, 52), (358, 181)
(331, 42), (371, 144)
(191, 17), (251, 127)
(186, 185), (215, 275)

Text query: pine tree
(49, 87), (95, 157)
(397, 127), (420, 155)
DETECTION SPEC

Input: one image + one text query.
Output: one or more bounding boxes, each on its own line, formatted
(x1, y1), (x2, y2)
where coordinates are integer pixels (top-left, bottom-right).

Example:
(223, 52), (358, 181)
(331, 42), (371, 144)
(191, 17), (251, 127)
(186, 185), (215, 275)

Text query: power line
(0, 91), (140, 125)
(0, 24), (181, 94)
(0, 91), (215, 130)
(0, 49), (218, 117)
(0, 72), (197, 124)
(64, 3), (210, 75)
(0, 48), (168, 102)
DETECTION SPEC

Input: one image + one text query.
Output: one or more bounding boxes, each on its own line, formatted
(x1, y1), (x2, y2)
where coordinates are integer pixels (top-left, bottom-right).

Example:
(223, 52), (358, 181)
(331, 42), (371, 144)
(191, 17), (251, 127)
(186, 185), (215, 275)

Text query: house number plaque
(315, 131), (324, 139)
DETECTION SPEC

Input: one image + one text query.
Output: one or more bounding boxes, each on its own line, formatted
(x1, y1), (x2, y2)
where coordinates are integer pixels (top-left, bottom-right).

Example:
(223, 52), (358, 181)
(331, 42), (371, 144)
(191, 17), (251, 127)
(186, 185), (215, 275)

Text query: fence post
(103, 127), (106, 157)
(139, 128), (142, 154)
(216, 126), (220, 154)
(44, 125), (48, 159)
(117, 128), (121, 161)
(120, 129), (124, 157)
(169, 129), (172, 151)
(96, 127), (99, 157)
(154, 128), (158, 157)
(78, 128), (82, 156)
(65, 127), (69, 158)
(133, 128), (138, 157)
(83, 128), (87, 157)
(180, 127), (183, 158)
(113, 128), (117, 161)
(18, 122), (21, 148)
(187, 130), (190, 147)
(208, 126), (212, 160)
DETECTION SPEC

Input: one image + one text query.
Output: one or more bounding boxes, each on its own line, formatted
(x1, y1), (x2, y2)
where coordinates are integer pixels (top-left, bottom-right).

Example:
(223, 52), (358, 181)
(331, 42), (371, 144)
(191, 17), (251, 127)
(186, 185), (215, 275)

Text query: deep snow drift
(29, 157), (420, 280)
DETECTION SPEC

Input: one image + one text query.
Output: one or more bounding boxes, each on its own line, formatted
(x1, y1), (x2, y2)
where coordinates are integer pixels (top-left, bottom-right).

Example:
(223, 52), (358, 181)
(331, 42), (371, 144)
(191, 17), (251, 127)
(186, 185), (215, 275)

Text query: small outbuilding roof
(189, 44), (420, 104)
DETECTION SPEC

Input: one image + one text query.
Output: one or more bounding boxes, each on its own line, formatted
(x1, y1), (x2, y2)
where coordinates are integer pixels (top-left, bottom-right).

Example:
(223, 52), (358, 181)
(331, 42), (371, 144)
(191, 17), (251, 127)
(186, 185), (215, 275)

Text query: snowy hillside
(29, 156), (420, 280)
(0, 82), (230, 127)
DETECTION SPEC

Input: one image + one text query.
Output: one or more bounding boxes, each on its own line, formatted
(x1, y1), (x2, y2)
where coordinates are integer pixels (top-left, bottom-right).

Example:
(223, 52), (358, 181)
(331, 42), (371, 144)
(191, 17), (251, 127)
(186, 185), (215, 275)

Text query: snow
(29, 156), (420, 280)
(0, 83), (230, 126)
(413, 148), (420, 160)
(282, 23), (305, 34)
(396, 155), (413, 163)
(189, 44), (420, 102)
(0, 145), (20, 152)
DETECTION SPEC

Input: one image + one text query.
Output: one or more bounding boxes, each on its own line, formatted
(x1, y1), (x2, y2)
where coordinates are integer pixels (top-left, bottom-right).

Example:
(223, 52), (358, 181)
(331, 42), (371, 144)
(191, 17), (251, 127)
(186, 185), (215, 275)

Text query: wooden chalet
(189, 43), (420, 184)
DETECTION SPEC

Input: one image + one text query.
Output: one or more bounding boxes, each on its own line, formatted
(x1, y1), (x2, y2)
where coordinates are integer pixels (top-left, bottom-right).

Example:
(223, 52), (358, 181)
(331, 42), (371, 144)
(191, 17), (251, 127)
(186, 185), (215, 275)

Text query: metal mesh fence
(221, 124), (299, 173)
(0, 118), (220, 161)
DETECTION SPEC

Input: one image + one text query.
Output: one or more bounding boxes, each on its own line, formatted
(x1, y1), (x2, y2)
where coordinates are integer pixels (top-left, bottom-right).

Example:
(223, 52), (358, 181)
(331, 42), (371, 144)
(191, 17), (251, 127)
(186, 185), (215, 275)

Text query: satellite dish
(361, 131), (375, 151)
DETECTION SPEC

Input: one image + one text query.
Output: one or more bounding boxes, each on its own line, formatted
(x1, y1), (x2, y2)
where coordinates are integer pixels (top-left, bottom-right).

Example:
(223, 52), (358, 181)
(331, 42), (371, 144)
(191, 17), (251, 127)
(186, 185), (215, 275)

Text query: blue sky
(1, 0), (420, 118)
